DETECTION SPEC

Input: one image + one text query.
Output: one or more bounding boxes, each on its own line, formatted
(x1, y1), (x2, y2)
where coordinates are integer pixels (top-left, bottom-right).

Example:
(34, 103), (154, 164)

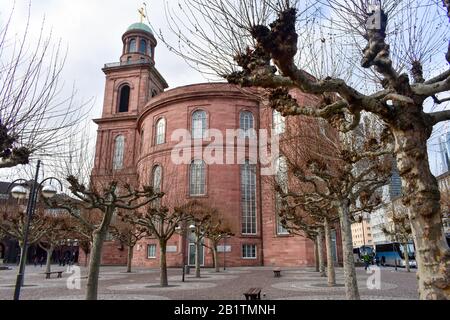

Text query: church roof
(126, 22), (153, 35)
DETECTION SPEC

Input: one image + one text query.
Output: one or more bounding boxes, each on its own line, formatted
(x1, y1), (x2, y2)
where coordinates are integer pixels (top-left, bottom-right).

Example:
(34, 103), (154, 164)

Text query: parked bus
(353, 245), (374, 263)
(375, 242), (416, 268)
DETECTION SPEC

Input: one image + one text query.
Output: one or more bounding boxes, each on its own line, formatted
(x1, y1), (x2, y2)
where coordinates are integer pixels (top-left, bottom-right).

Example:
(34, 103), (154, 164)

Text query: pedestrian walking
(363, 253), (371, 271)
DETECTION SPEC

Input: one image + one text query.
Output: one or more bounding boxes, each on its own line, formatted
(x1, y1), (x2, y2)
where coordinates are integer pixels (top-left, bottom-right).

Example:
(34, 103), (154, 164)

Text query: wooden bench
(273, 268), (282, 278)
(244, 288), (262, 300)
(45, 271), (64, 279)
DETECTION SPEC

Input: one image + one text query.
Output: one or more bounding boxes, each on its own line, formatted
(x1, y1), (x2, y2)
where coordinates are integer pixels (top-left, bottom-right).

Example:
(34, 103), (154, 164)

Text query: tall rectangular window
(192, 110), (207, 139)
(276, 156), (289, 235)
(147, 244), (156, 259)
(242, 244), (257, 259)
(113, 135), (125, 170)
(241, 160), (257, 235)
(155, 118), (166, 145)
(190, 160), (206, 196)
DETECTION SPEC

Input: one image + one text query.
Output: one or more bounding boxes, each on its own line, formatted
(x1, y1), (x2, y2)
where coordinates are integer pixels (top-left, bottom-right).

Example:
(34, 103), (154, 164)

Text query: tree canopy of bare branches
(162, 0), (450, 299)
(0, 2), (90, 170)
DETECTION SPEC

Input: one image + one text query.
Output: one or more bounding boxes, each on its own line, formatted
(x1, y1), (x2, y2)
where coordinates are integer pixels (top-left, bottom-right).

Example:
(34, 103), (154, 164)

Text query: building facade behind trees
(86, 20), (343, 268)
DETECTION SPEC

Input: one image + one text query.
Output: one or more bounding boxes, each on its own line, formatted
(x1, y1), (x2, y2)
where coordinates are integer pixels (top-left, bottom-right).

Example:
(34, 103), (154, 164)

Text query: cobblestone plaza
(0, 265), (418, 300)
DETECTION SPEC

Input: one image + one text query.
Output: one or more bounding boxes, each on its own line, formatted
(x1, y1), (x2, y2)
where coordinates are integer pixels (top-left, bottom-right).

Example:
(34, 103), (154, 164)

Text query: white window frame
(190, 160), (206, 196)
(241, 160), (257, 235)
(113, 135), (125, 170)
(147, 244), (157, 259)
(242, 244), (257, 259)
(155, 118), (166, 145)
(192, 110), (207, 139)
(239, 111), (255, 138)
(276, 156), (289, 235)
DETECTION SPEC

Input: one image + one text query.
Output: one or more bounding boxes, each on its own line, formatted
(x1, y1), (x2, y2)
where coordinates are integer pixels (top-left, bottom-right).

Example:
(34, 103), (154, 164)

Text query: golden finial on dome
(138, 3), (147, 23)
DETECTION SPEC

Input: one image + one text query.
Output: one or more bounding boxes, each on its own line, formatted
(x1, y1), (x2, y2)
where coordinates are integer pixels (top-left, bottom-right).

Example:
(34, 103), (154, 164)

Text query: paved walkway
(0, 264), (419, 300)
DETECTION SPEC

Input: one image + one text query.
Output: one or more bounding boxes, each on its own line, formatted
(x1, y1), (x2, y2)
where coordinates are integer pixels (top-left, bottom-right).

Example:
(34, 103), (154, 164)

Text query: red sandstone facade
(87, 22), (343, 268)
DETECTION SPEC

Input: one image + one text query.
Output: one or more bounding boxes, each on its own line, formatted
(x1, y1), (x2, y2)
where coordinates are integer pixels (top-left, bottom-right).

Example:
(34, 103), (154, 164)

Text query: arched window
(241, 160), (257, 235)
(118, 85), (130, 113)
(128, 38), (136, 53)
(192, 110), (207, 139)
(240, 111), (254, 137)
(152, 165), (162, 192)
(273, 110), (286, 135)
(276, 156), (289, 235)
(140, 39), (147, 55)
(113, 135), (125, 170)
(190, 160), (206, 196)
(155, 118), (166, 145)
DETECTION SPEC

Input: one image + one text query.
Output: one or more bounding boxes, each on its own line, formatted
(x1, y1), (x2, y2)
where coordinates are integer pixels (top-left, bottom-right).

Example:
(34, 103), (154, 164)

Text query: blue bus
(375, 242), (416, 268)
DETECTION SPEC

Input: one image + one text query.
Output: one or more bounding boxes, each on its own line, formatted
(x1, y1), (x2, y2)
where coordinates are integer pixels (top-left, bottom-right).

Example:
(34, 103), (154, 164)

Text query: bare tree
(202, 211), (234, 273)
(46, 176), (162, 300)
(120, 204), (188, 287)
(276, 117), (391, 299)
(383, 201), (414, 272)
(38, 212), (75, 273)
(163, 0), (450, 299)
(0, 2), (90, 169)
(0, 199), (54, 271)
(109, 219), (147, 273)
(181, 200), (216, 278)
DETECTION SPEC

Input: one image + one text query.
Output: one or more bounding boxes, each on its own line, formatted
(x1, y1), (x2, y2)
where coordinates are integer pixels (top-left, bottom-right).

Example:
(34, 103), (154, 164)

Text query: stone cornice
(137, 83), (261, 127)
(93, 114), (138, 124)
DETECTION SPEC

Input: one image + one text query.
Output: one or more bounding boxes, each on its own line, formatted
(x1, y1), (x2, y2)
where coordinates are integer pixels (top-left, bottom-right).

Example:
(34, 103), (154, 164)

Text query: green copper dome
(126, 22), (153, 35)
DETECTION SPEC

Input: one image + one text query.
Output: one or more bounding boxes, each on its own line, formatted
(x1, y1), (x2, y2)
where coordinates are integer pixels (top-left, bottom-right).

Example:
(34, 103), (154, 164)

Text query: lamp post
(175, 225), (187, 282)
(7, 160), (63, 300)
(223, 234), (231, 271)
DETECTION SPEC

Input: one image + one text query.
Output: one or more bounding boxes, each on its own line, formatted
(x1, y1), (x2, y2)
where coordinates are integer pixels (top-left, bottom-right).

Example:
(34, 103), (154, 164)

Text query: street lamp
(7, 160), (63, 300)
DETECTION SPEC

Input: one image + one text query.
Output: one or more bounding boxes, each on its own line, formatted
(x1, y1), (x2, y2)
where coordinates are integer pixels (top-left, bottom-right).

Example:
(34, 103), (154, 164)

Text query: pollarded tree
(0, 199), (53, 268)
(162, 0), (450, 299)
(202, 214), (234, 273)
(277, 117), (391, 299)
(278, 203), (327, 276)
(38, 213), (75, 273)
(46, 176), (163, 300)
(383, 202), (414, 272)
(119, 205), (188, 287)
(109, 219), (148, 273)
(181, 200), (215, 278)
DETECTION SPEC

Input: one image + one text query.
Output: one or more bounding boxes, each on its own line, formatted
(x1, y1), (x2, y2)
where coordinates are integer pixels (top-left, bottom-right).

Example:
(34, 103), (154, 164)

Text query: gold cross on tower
(138, 4), (147, 23)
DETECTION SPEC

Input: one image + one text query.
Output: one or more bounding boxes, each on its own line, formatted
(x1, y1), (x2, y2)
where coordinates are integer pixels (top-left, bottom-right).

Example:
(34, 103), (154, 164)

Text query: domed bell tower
(120, 23), (157, 65)
(92, 16), (168, 183)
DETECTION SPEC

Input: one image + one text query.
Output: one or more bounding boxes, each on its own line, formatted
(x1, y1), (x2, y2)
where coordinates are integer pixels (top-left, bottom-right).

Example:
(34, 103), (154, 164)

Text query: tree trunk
(213, 246), (219, 272)
(392, 123), (450, 299)
(126, 245), (134, 273)
(314, 240), (319, 272)
(317, 229), (326, 277)
(159, 240), (168, 287)
(45, 246), (54, 274)
(339, 200), (360, 300)
(324, 217), (336, 287)
(403, 242), (410, 273)
(85, 230), (107, 300)
(18, 244), (27, 287)
(195, 238), (201, 278)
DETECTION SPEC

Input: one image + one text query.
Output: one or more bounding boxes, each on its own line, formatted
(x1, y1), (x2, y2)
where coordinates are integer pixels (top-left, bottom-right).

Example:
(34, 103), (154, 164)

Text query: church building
(87, 19), (343, 268)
